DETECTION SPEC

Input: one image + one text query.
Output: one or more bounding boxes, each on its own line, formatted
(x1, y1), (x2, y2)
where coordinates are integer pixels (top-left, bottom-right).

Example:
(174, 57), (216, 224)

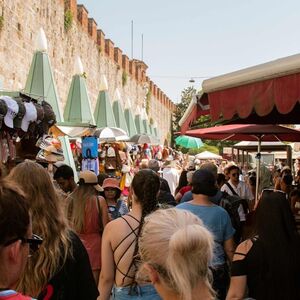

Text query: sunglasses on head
(3, 234), (43, 254)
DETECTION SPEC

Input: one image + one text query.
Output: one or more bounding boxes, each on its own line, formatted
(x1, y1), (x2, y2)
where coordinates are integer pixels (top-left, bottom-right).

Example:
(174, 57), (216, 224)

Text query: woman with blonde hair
(7, 161), (98, 299)
(67, 170), (109, 283)
(139, 208), (215, 300)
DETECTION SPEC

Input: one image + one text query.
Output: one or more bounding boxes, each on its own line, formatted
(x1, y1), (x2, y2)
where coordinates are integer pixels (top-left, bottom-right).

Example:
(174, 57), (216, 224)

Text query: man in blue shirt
(177, 169), (235, 300)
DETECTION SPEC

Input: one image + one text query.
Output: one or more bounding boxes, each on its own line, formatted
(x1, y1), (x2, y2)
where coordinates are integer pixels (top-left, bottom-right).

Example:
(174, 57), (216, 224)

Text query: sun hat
(13, 99), (26, 129)
(102, 178), (121, 191)
(21, 101), (37, 132)
(1, 96), (19, 128)
(42, 101), (56, 133)
(0, 99), (8, 129)
(78, 170), (103, 192)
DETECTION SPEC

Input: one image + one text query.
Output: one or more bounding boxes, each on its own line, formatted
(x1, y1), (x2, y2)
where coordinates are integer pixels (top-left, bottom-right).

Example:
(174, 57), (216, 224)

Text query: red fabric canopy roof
(180, 72), (300, 132)
(186, 124), (300, 142)
(209, 72), (300, 121)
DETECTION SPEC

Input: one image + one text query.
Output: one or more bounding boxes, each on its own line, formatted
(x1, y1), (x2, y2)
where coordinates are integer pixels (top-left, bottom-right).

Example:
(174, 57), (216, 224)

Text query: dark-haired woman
(226, 190), (300, 300)
(99, 169), (161, 300)
(102, 178), (128, 221)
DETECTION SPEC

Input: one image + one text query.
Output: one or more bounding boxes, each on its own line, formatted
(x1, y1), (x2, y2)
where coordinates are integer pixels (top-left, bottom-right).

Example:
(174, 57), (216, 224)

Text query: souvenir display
(0, 94), (57, 165)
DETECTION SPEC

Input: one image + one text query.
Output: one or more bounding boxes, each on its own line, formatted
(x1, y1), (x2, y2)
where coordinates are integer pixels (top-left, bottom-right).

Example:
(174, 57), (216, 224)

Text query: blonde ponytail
(167, 224), (214, 300)
(139, 208), (215, 300)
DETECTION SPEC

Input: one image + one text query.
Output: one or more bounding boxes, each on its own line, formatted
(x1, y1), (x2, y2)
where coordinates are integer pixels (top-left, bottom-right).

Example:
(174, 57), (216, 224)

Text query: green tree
(173, 86), (196, 132)
(172, 86), (196, 147)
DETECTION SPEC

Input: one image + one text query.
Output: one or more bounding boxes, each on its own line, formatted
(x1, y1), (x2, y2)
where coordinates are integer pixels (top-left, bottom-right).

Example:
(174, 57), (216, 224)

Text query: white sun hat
(21, 102), (38, 132)
(0, 96), (19, 128)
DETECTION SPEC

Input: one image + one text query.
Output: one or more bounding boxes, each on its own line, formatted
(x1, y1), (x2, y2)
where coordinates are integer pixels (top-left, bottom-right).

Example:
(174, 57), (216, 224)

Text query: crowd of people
(1, 151), (300, 300)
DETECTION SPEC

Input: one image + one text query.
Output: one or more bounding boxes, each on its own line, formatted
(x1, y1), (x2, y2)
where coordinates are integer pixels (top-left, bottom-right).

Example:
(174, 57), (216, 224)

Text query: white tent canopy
(195, 151), (222, 160)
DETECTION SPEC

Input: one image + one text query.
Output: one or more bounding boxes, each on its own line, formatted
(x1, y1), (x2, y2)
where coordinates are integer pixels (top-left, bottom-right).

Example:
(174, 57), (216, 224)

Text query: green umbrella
(64, 74), (95, 125)
(124, 108), (137, 137)
(175, 135), (204, 149)
(94, 90), (116, 128)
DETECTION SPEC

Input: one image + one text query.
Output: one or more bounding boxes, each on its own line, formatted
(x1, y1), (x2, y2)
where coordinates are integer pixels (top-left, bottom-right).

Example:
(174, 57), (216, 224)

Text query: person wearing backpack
(221, 165), (253, 242)
(177, 169), (235, 300)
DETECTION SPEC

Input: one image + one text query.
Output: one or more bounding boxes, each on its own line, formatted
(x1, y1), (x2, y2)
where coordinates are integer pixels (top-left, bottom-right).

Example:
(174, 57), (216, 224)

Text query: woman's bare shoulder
(233, 239), (254, 261)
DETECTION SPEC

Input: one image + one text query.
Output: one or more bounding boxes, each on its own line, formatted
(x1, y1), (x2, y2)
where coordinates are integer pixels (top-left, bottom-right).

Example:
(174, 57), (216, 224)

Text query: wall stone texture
(0, 0), (175, 144)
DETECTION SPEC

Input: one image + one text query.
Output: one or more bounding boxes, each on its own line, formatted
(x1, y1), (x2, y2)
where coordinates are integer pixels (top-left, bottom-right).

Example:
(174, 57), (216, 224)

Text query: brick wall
(0, 0), (174, 144)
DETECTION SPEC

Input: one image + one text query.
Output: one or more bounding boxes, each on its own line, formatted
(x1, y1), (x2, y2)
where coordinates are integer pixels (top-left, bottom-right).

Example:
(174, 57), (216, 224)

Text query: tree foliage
(173, 86), (196, 132)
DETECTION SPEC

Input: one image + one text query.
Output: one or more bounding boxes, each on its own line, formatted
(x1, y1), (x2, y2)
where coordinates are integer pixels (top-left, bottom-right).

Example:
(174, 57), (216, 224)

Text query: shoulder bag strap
(225, 182), (239, 196)
(116, 199), (122, 211)
(96, 196), (104, 235)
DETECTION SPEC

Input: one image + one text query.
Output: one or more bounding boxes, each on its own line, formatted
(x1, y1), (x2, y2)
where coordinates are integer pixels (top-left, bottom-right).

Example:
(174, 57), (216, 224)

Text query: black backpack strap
(225, 182), (239, 196)
(116, 199), (122, 210)
(96, 196), (104, 234)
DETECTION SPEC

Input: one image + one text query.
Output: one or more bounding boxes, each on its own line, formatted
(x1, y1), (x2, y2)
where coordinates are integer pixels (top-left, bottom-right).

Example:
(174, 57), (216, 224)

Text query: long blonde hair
(67, 184), (98, 232)
(139, 208), (215, 300)
(7, 161), (71, 297)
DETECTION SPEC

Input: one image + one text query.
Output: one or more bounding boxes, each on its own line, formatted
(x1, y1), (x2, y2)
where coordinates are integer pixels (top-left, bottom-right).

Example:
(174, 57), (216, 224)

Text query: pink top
(78, 196), (102, 270)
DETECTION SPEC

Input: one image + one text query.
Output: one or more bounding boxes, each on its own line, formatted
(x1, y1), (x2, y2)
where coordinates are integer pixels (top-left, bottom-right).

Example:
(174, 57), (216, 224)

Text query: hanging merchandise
(81, 136), (99, 175)
(82, 136), (98, 159)
(104, 144), (122, 173)
(21, 102), (38, 132)
(35, 135), (64, 163)
(0, 99), (8, 129)
(81, 157), (99, 175)
(1, 96), (19, 129)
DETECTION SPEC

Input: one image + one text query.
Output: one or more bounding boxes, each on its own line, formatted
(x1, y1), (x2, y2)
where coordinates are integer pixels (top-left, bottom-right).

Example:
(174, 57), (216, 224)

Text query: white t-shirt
(221, 180), (254, 221)
(162, 167), (179, 196)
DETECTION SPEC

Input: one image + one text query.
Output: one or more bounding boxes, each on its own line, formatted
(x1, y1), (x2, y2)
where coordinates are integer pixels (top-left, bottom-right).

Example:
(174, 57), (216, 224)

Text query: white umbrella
(129, 134), (159, 144)
(195, 151), (222, 160)
(94, 127), (129, 142)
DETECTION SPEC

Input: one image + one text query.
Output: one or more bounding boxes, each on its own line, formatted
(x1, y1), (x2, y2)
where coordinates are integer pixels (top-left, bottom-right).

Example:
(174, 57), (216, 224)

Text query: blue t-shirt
(180, 190), (223, 205)
(176, 202), (235, 266)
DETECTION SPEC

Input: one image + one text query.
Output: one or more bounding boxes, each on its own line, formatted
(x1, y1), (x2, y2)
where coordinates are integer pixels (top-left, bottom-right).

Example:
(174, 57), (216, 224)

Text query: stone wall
(0, 0), (175, 144)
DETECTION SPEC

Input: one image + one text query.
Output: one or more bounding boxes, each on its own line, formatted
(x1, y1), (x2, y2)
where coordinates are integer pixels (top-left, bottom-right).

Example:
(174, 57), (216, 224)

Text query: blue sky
(80, 0), (300, 103)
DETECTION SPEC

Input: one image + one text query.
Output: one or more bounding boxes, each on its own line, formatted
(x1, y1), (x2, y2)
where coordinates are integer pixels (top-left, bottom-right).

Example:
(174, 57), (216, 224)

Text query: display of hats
(13, 99), (26, 129)
(0, 99), (8, 129)
(0, 94), (57, 137)
(35, 135), (64, 163)
(21, 101), (37, 132)
(1, 96), (19, 128)
(42, 101), (56, 133)
(33, 102), (45, 122)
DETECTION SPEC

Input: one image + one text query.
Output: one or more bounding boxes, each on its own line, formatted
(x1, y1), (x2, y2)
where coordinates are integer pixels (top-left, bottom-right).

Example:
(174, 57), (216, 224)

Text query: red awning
(179, 54), (300, 132)
(186, 124), (300, 142)
(209, 72), (300, 121)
